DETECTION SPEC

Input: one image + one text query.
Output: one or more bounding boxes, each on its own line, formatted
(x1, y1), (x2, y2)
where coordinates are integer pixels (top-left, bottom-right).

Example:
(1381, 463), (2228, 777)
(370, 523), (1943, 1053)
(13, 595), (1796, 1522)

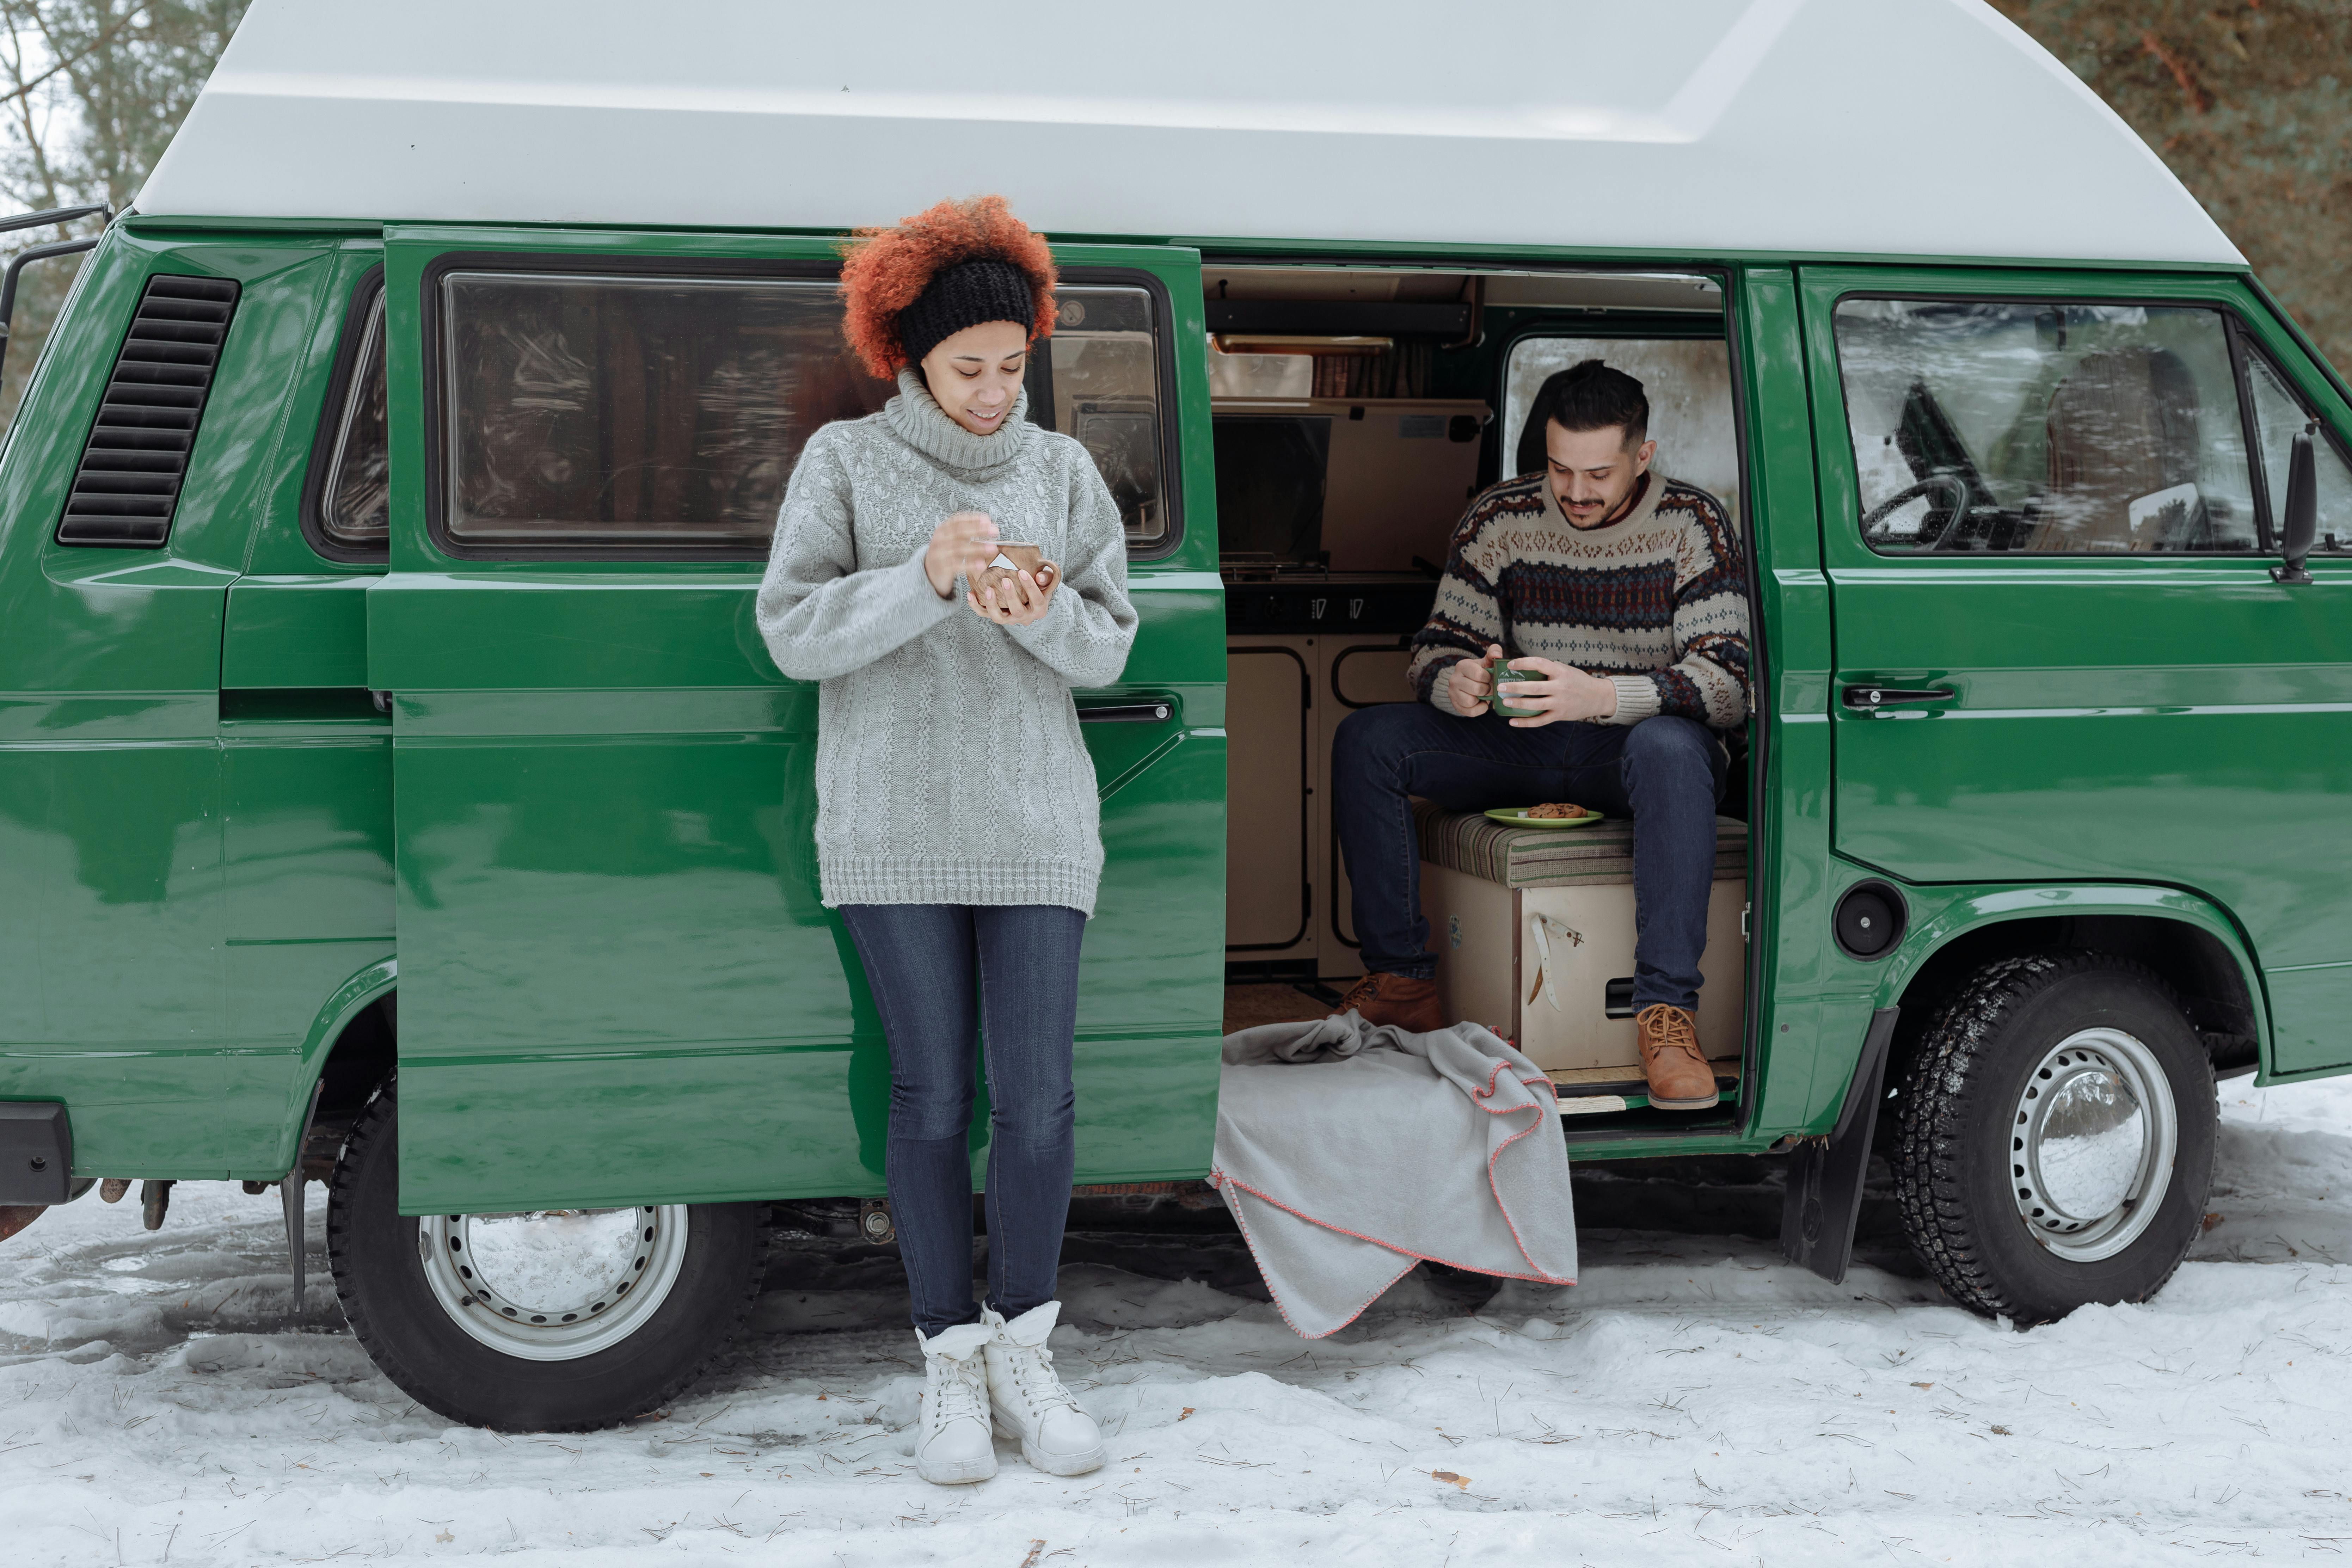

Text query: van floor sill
(1549, 1059), (1740, 1115)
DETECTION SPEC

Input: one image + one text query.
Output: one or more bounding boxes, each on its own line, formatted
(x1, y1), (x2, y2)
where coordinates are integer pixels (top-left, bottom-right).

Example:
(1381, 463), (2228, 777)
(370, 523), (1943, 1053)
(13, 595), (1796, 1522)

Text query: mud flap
(283, 1078), (326, 1310)
(1780, 1007), (1900, 1284)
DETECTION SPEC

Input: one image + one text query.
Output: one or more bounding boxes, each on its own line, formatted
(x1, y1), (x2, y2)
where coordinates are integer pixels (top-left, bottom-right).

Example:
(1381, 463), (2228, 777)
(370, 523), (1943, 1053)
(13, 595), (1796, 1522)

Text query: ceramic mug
(972, 542), (1056, 616)
(1488, 658), (1543, 719)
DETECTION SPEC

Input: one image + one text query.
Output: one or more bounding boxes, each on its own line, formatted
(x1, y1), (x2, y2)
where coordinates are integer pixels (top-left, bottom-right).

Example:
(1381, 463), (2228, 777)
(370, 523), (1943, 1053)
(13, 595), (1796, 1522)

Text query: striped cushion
(1414, 799), (1748, 888)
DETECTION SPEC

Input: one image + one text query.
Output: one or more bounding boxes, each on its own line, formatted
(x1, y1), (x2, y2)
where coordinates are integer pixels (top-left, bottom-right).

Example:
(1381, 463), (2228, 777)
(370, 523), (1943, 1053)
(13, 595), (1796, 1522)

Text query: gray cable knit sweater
(756, 370), (1138, 915)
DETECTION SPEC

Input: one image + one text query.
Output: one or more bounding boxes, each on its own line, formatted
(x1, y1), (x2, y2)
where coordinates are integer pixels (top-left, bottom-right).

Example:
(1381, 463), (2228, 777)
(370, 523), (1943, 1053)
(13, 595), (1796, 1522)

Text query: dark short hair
(1546, 358), (1648, 445)
(1515, 359), (1653, 475)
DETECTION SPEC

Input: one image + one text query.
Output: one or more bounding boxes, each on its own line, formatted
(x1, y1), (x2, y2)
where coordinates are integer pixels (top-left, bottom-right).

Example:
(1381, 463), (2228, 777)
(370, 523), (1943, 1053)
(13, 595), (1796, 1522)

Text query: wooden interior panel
(1320, 399), (1490, 571)
(1318, 640), (1417, 969)
(1225, 645), (1309, 950)
(1329, 644), (1415, 707)
(1423, 863), (1516, 1032)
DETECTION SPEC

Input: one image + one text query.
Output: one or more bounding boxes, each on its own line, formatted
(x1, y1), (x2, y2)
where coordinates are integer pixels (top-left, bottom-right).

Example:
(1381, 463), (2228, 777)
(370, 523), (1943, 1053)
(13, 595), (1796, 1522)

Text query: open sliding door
(371, 228), (1223, 1212)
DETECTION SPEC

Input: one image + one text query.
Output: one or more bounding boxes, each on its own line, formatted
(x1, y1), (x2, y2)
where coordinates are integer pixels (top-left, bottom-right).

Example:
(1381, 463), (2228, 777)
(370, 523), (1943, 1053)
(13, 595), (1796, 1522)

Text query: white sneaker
(912, 1322), (997, 1485)
(981, 1302), (1105, 1477)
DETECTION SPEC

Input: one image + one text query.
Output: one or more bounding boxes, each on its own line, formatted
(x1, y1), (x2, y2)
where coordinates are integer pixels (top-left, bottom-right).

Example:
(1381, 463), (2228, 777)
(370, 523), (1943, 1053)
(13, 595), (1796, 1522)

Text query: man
(1328, 359), (1750, 1110)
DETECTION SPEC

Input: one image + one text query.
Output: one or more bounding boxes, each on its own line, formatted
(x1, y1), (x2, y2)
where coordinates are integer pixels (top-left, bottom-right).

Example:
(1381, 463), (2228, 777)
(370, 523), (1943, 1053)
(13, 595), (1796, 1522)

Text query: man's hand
(1447, 644), (1506, 716)
(1494, 657), (1619, 727)
(924, 510), (999, 599)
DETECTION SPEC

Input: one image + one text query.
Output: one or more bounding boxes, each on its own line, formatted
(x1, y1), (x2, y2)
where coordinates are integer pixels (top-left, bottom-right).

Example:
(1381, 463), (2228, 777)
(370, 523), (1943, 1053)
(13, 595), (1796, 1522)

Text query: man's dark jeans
(837, 903), (1085, 1337)
(1331, 703), (1728, 1012)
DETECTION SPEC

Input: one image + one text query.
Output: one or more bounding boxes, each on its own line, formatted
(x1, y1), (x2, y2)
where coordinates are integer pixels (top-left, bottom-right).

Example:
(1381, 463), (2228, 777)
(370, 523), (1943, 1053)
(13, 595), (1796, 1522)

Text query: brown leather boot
(1331, 971), (1445, 1034)
(1635, 1004), (1719, 1110)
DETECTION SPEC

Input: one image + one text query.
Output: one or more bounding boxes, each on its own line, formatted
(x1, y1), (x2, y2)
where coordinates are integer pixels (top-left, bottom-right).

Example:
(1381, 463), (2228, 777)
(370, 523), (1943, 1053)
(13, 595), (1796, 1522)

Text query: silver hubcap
(2009, 1027), (2176, 1263)
(418, 1206), (689, 1361)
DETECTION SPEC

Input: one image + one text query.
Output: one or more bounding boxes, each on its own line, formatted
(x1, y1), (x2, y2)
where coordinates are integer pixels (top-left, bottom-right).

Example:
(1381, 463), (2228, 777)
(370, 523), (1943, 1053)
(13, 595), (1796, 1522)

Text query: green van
(2, 2), (2348, 1429)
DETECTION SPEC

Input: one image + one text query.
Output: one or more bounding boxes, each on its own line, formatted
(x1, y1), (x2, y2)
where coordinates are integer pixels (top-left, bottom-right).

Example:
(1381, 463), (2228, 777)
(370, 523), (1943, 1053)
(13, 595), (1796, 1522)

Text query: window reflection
(1835, 299), (2256, 554)
(441, 272), (887, 550)
(320, 291), (389, 549)
(2244, 350), (2352, 554)
(1030, 285), (1168, 547)
(431, 272), (1170, 553)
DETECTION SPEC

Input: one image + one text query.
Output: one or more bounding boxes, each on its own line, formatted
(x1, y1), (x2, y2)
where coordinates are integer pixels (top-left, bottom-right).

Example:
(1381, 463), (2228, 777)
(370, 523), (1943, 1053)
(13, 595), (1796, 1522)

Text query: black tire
(1890, 952), (2215, 1326)
(326, 1083), (766, 1431)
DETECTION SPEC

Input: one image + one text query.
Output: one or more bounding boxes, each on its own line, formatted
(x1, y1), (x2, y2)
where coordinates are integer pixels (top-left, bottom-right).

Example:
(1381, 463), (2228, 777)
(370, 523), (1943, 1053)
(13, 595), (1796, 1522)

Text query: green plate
(1484, 807), (1606, 829)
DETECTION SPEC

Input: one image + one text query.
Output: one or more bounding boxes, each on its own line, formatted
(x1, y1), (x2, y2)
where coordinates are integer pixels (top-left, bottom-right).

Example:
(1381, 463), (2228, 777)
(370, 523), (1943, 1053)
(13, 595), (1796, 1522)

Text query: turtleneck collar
(885, 368), (1037, 476)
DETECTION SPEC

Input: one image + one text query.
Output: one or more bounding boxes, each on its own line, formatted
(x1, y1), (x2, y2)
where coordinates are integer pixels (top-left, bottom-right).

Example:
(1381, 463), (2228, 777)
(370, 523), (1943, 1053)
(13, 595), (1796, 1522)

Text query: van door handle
(1077, 701), (1173, 724)
(1841, 685), (1955, 711)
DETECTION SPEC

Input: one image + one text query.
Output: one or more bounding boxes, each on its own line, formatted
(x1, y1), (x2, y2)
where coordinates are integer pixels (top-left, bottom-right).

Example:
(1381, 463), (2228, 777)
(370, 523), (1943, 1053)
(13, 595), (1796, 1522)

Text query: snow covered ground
(4, 1076), (2348, 1567)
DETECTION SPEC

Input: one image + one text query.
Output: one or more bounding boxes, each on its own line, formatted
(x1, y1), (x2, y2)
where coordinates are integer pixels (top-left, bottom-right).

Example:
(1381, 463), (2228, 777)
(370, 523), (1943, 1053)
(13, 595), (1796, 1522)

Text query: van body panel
(2265, 966), (2352, 1083)
(369, 228), (1224, 1214)
(1723, 266), (1848, 1136)
(1803, 266), (2352, 1078)
(1874, 880), (2267, 1025)
(1633, 878), (2271, 1153)
(223, 576), (374, 687)
(0, 231), (381, 1176)
(263, 953), (397, 1171)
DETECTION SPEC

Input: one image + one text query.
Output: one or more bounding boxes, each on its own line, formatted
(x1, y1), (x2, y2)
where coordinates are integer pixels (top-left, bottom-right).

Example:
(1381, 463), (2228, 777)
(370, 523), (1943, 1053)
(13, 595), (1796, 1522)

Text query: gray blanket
(1209, 1014), (1578, 1338)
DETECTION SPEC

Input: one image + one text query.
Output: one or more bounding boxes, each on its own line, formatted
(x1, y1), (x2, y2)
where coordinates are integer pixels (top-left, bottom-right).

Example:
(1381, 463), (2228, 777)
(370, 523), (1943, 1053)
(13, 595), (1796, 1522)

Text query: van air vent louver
(55, 273), (240, 548)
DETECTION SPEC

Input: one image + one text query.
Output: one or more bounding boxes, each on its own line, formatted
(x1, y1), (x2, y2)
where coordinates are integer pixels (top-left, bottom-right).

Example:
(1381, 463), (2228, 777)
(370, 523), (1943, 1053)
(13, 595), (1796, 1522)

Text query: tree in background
(0, 1), (246, 430)
(1995, 0), (2351, 371)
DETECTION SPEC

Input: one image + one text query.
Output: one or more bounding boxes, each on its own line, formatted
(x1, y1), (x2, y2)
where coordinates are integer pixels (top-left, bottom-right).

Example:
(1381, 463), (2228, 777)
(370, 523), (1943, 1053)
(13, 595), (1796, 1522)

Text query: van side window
(1025, 284), (1169, 548)
(2242, 347), (2352, 554)
(319, 289), (389, 550)
(437, 271), (889, 553)
(1503, 335), (1740, 525)
(1834, 300), (2259, 554)
(434, 271), (1173, 555)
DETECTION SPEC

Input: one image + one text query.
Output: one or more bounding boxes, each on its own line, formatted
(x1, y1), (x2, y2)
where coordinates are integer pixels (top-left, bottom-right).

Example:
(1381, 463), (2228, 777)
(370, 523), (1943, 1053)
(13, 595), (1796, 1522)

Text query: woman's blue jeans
(1331, 704), (1728, 1013)
(837, 902), (1085, 1336)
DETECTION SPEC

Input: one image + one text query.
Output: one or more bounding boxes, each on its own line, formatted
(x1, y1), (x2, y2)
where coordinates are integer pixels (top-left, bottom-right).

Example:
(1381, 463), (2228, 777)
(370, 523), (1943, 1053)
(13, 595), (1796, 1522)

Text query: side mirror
(2272, 421), (2317, 586)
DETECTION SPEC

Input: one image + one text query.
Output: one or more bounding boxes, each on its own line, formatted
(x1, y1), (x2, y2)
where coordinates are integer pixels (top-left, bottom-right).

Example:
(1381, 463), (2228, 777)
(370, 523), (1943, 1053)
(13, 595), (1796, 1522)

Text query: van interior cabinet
(1224, 645), (1310, 951)
(1223, 632), (1421, 979)
(1216, 377), (1490, 984)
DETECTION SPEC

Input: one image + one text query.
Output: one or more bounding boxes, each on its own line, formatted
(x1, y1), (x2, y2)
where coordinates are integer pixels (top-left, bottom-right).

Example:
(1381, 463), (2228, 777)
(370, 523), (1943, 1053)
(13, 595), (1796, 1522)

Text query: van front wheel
(1890, 953), (2215, 1325)
(326, 1084), (766, 1430)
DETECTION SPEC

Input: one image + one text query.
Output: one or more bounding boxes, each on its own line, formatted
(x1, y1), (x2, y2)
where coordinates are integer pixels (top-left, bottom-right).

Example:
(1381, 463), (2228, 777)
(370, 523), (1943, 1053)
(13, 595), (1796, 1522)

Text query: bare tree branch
(0, 3), (143, 109)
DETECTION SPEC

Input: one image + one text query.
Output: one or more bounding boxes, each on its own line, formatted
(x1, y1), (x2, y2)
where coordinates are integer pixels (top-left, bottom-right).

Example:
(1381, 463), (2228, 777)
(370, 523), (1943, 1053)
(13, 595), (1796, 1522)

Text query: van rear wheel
(1890, 953), (2214, 1325)
(326, 1084), (766, 1430)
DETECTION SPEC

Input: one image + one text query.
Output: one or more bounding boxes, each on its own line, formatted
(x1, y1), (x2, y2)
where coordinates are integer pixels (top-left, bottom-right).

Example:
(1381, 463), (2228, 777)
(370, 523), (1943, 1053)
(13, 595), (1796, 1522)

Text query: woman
(755, 196), (1136, 1486)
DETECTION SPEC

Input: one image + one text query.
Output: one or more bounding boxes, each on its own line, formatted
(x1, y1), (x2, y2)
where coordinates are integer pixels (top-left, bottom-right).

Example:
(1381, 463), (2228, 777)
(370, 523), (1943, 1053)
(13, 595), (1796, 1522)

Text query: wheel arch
(268, 957), (397, 1177)
(1874, 885), (2266, 1084)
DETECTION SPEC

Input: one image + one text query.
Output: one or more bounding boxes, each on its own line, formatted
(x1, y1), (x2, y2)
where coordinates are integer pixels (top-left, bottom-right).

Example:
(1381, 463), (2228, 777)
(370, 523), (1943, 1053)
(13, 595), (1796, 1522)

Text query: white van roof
(136, 0), (2241, 268)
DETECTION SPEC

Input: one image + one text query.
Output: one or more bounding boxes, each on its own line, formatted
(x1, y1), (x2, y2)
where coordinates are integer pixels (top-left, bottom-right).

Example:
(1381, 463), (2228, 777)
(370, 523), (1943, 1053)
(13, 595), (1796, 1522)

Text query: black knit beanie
(895, 259), (1037, 368)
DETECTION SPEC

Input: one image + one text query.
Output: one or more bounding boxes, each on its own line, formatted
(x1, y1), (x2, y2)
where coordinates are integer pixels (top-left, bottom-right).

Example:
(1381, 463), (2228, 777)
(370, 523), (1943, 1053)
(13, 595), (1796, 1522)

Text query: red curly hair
(839, 195), (1057, 380)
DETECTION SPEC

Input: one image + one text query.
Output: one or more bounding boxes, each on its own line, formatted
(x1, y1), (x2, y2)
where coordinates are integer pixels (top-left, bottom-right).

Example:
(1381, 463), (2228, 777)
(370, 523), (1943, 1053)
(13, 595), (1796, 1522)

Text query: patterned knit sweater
(755, 371), (1137, 915)
(1408, 470), (1750, 728)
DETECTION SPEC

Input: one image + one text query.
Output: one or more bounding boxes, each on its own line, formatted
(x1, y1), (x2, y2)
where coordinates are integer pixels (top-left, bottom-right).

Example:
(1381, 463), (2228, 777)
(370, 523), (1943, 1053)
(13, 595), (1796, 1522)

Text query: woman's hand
(1495, 656), (1620, 727)
(969, 565), (1057, 626)
(1448, 643), (1506, 716)
(925, 511), (1000, 598)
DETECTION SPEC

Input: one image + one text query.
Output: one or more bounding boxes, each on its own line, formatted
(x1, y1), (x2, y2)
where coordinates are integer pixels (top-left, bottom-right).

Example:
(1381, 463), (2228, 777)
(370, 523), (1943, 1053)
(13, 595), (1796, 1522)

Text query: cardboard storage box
(1417, 803), (1747, 1076)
